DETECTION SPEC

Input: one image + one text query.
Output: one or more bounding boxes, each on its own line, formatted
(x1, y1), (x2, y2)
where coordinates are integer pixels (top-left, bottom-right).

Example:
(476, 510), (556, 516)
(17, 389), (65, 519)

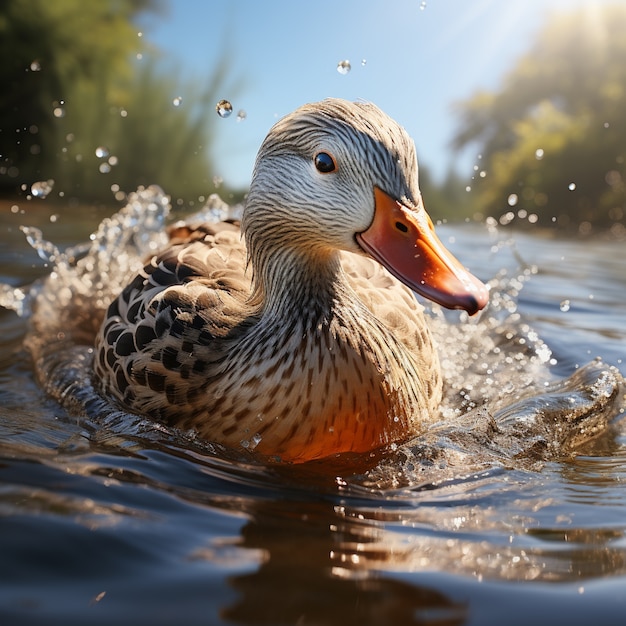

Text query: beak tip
(464, 284), (490, 316)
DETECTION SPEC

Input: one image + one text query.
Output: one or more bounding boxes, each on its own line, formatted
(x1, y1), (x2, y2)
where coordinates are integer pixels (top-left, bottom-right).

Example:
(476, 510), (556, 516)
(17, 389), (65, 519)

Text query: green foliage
(452, 4), (626, 233)
(419, 165), (475, 224)
(0, 0), (237, 206)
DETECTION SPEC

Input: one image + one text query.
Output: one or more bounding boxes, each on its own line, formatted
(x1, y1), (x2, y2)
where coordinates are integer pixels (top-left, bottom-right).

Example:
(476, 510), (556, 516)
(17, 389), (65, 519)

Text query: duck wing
(93, 222), (253, 415)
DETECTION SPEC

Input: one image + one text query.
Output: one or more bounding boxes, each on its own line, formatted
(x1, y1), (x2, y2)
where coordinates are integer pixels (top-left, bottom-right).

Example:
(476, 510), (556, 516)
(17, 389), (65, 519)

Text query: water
(1, 190), (625, 625)
(216, 100), (233, 118)
(336, 60), (351, 75)
(30, 180), (54, 199)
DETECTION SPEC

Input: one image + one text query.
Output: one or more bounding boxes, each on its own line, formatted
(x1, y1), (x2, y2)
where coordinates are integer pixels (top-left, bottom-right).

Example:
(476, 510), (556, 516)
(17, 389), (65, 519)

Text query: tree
(0, 0), (239, 205)
(452, 4), (626, 233)
(0, 0), (158, 188)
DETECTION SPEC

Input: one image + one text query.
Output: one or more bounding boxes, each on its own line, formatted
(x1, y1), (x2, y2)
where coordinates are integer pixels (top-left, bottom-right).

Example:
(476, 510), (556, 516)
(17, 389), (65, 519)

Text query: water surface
(0, 193), (625, 625)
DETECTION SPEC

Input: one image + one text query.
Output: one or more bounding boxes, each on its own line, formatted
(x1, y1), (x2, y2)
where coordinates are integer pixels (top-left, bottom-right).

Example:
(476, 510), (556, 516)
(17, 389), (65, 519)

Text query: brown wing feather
(93, 223), (252, 417)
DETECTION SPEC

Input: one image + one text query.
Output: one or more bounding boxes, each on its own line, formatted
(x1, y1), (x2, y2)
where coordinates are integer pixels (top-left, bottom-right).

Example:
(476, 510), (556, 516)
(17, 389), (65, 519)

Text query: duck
(92, 98), (488, 463)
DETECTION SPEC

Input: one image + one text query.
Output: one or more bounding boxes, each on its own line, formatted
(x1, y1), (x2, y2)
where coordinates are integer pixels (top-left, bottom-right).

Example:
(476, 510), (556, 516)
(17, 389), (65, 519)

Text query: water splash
(336, 60), (351, 75)
(30, 178), (54, 198)
(52, 102), (65, 118)
(1, 185), (170, 320)
(1, 191), (622, 487)
(30, 179), (54, 198)
(216, 100), (233, 118)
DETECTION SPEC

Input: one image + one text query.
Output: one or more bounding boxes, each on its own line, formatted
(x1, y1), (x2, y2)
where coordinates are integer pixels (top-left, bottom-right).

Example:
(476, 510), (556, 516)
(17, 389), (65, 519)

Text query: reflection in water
(220, 499), (467, 625)
(181, 464), (626, 624)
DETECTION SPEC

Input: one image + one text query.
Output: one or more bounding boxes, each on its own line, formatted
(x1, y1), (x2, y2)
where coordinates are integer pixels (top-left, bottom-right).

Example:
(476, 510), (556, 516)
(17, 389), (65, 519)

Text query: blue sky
(138, 0), (612, 190)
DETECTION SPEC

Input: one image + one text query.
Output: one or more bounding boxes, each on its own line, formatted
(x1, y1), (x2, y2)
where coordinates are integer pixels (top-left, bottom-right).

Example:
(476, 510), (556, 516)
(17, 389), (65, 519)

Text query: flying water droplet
(560, 300), (571, 312)
(420, 1), (427, 10)
(216, 99), (233, 118)
(568, 182), (576, 191)
(95, 146), (109, 158)
(336, 60), (351, 75)
(30, 60), (42, 72)
(507, 193), (518, 206)
(535, 148), (544, 160)
(99, 163), (111, 174)
(236, 109), (247, 122)
(31, 179), (54, 198)
(172, 96), (182, 107)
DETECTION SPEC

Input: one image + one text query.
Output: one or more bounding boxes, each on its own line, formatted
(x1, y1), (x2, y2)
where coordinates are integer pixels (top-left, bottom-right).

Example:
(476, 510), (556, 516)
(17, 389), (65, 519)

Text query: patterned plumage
(93, 99), (488, 462)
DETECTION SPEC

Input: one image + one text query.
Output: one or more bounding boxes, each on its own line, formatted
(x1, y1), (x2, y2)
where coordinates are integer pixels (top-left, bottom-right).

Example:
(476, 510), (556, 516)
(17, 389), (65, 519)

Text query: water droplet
(336, 60), (351, 75)
(95, 146), (109, 158)
(108, 155), (118, 166)
(535, 148), (544, 160)
(603, 122), (610, 129)
(420, 1), (427, 10)
(236, 109), (247, 122)
(137, 31), (143, 38)
(465, 186), (472, 192)
(99, 162), (111, 174)
(560, 300), (571, 312)
(30, 60), (41, 72)
(216, 99), (233, 118)
(568, 182), (576, 191)
(361, 59), (367, 66)
(53, 106), (65, 118)
(507, 193), (518, 206)
(172, 96), (182, 107)
(31, 179), (54, 198)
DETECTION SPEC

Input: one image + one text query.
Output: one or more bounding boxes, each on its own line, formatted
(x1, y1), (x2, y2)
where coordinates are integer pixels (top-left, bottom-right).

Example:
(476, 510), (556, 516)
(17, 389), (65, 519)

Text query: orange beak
(356, 187), (489, 315)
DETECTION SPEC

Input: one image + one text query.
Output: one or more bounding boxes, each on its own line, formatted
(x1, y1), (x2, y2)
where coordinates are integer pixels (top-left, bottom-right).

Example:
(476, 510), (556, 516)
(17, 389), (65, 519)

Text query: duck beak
(356, 187), (489, 315)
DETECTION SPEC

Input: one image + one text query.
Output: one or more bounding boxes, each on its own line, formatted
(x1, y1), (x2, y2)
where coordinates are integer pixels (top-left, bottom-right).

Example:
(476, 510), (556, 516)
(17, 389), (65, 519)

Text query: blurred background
(1, 0), (624, 235)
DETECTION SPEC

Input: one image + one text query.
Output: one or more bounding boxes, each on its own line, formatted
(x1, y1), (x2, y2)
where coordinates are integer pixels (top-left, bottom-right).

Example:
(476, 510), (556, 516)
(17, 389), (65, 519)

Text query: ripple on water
(1, 189), (626, 625)
(1, 188), (623, 493)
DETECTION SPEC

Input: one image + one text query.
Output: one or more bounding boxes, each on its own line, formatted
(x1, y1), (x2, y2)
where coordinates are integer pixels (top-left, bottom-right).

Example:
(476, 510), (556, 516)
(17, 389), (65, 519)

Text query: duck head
(244, 98), (488, 315)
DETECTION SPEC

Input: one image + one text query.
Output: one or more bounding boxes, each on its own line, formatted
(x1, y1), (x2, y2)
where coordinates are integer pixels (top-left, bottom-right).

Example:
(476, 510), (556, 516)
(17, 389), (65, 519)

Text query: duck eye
(314, 152), (336, 173)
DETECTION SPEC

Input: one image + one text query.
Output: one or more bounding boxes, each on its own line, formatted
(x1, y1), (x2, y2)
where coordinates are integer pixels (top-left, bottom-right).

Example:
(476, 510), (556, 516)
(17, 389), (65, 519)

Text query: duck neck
(250, 244), (351, 322)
